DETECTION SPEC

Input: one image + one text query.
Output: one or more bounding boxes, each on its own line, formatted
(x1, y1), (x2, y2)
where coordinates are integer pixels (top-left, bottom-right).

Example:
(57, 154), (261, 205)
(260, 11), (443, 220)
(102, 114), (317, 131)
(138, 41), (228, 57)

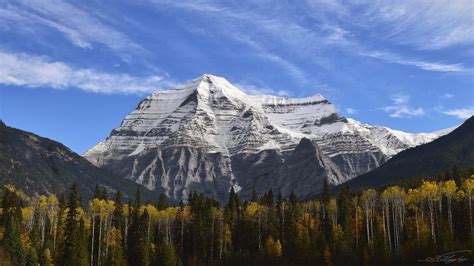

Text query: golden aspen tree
(381, 189), (391, 251)
(265, 236), (282, 257)
(123, 204), (130, 244)
(406, 188), (421, 246)
(104, 200), (115, 260)
(89, 198), (100, 266)
(37, 195), (48, 245)
(463, 176), (474, 238)
(21, 206), (34, 232)
(47, 194), (58, 252)
(421, 181), (438, 243)
(442, 180), (457, 235)
(328, 199), (338, 230)
(362, 189), (377, 246)
(144, 204), (158, 246)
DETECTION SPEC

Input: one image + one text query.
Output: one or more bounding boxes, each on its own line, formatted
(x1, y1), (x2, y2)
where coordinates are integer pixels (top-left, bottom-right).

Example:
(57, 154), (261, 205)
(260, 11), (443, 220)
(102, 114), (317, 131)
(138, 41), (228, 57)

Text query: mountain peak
(84, 74), (446, 202)
(167, 74), (245, 97)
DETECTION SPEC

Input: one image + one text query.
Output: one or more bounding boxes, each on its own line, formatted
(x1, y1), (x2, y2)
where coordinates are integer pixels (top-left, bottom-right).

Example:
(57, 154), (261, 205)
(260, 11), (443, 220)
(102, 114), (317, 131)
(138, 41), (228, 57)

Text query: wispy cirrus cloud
(442, 108), (474, 119)
(151, 0), (473, 78)
(0, 51), (171, 94)
(149, 0), (346, 84)
(360, 50), (472, 73)
(383, 94), (425, 118)
(0, 1), (142, 53)
(235, 83), (290, 97)
(360, 0), (474, 50)
(306, 0), (474, 50)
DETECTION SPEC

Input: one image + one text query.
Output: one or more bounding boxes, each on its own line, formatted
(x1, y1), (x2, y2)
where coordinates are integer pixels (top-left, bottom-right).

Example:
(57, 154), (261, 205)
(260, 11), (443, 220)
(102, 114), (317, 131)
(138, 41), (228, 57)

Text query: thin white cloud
(361, 51), (472, 73)
(235, 83), (290, 97)
(257, 53), (307, 85)
(345, 107), (356, 115)
(0, 51), (171, 94)
(441, 93), (454, 99)
(0, 1), (142, 53)
(151, 0), (472, 77)
(383, 94), (425, 118)
(361, 0), (474, 50)
(149, 0), (338, 84)
(391, 94), (409, 105)
(306, 0), (473, 50)
(443, 108), (474, 119)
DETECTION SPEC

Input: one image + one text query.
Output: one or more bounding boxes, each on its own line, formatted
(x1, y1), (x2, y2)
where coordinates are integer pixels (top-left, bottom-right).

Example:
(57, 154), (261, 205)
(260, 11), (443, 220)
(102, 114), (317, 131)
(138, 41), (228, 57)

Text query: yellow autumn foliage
(265, 236), (282, 257)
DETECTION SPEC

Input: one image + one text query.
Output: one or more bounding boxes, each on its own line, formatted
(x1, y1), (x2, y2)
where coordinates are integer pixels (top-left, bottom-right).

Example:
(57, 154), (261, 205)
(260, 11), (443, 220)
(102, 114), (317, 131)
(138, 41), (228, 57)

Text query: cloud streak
(0, 1), (142, 53)
(0, 51), (171, 94)
(235, 83), (290, 97)
(443, 108), (474, 119)
(383, 94), (425, 118)
(361, 51), (472, 73)
(152, 0), (472, 76)
(360, 0), (474, 50)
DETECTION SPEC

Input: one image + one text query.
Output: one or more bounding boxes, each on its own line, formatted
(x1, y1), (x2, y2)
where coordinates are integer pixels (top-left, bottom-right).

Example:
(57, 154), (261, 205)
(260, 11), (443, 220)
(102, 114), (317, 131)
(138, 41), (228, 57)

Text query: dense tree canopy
(1, 173), (474, 265)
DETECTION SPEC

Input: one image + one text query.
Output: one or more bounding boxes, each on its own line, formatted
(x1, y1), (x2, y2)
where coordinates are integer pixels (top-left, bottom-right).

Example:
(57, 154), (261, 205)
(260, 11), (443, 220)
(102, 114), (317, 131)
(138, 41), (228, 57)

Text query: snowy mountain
(84, 74), (449, 202)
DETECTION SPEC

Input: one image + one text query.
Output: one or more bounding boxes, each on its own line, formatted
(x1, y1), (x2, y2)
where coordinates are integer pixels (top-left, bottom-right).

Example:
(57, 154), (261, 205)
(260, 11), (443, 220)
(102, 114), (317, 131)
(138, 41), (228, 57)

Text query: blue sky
(0, 0), (473, 153)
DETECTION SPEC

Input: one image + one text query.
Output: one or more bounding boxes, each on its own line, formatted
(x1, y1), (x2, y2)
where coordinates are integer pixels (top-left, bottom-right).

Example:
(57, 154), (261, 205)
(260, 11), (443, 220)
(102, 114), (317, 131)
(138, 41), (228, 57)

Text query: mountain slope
(232, 138), (344, 200)
(345, 116), (474, 188)
(0, 121), (156, 201)
(84, 74), (447, 202)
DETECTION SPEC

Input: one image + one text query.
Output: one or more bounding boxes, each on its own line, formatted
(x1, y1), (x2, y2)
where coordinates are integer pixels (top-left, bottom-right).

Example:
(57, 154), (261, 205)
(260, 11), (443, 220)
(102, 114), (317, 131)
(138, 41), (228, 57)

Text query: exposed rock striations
(84, 74), (447, 203)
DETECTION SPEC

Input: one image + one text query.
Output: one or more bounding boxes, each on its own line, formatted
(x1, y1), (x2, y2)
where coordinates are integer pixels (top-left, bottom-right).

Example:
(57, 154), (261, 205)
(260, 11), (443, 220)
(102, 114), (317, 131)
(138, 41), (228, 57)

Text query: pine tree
(336, 185), (353, 239)
(127, 187), (149, 265)
(157, 241), (178, 266)
(157, 192), (168, 211)
(94, 185), (101, 199)
(112, 191), (126, 254)
(261, 189), (274, 207)
(139, 209), (151, 265)
(77, 218), (89, 266)
(1, 185), (26, 264)
(276, 191), (285, 245)
(100, 187), (108, 200)
(60, 182), (87, 266)
(251, 187), (258, 202)
(54, 192), (66, 264)
(106, 227), (126, 266)
(284, 190), (299, 260)
(225, 187), (240, 251)
(227, 187), (240, 213)
(321, 177), (332, 244)
(25, 245), (38, 266)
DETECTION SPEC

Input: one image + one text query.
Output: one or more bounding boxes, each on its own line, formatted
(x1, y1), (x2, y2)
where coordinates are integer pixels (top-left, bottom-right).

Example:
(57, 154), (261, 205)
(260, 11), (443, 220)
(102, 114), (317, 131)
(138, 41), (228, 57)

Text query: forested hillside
(1, 174), (473, 265)
(0, 121), (156, 202)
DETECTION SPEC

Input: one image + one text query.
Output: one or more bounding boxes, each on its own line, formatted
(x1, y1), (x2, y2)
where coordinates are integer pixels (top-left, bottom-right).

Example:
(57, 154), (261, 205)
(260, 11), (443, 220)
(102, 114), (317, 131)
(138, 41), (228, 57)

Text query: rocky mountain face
(84, 74), (446, 203)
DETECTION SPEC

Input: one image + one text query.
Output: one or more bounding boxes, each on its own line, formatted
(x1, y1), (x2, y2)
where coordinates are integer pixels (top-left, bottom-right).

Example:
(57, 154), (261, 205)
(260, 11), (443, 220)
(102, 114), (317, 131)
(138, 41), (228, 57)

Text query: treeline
(1, 175), (474, 265)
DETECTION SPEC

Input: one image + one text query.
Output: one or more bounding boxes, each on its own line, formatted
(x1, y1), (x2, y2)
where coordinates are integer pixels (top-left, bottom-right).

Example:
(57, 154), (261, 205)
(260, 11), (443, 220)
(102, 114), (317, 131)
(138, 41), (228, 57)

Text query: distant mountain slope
(345, 116), (474, 189)
(0, 121), (156, 201)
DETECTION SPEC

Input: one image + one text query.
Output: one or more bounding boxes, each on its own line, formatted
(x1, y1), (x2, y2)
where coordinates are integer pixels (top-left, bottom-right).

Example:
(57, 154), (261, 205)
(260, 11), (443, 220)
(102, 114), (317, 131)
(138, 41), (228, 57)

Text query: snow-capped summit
(84, 74), (450, 202)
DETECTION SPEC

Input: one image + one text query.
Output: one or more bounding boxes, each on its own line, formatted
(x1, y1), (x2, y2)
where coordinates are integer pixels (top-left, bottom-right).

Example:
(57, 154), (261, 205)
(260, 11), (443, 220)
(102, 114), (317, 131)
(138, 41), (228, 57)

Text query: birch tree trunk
(98, 216), (103, 266)
(91, 215), (95, 266)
